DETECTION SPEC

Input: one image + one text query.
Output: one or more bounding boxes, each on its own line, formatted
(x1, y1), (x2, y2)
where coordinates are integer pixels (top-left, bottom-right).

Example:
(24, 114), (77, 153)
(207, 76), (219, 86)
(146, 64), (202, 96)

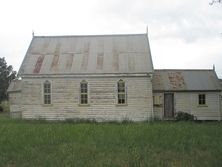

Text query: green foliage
(209, 0), (222, 5)
(0, 57), (16, 102)
(0, 101), (10, 112)
(0, 118), (222, 166)
(175, 111), (196, 121)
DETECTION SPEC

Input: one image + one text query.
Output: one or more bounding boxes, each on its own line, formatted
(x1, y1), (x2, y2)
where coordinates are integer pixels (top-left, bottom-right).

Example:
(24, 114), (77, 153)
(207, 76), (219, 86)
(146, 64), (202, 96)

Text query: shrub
(0, 101), (10, 113)
(175, 111), (196, 121)
(0, 106), (3, 112)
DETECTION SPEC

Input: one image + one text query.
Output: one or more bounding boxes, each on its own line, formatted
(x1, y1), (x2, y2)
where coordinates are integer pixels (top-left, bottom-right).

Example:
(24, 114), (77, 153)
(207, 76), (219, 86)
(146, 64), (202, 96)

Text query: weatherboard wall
(153, 92), (221, 120)
(8, 92), (22, 118)
(21, 76), (153, 121)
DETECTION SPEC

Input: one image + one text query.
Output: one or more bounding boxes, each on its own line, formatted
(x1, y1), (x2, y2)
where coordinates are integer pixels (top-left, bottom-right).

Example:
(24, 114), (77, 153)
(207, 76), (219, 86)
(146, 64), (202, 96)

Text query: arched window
(43, 81), (51, 104)
(117, 79), (126, 104)
(80, 80), (88, 104)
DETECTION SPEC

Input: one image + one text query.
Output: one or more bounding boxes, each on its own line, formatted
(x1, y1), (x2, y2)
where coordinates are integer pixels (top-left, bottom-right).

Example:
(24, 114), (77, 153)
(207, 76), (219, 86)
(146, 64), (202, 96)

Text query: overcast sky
(0, 0), (222, 77)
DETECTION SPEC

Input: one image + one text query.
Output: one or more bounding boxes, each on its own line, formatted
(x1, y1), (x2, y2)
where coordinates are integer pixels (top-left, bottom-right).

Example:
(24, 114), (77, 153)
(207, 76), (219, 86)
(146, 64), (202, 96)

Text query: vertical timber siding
(21, 77), (153, 121)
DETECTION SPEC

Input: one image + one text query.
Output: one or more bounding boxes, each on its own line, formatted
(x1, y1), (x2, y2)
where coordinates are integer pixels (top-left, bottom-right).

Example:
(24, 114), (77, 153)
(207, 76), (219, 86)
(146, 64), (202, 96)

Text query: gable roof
(19, 34), (153, 76)
(153, 70), (221, 92)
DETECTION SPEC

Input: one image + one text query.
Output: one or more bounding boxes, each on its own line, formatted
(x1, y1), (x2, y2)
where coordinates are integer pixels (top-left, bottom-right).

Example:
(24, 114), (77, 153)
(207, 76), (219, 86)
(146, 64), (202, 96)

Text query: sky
(0, 0), (222, 77)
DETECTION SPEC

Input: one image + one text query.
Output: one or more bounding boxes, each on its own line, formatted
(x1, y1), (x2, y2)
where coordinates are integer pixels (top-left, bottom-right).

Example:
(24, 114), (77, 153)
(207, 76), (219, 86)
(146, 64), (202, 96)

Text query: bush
(0, 106), (3, 112)
(175, 111), (196, 121)
(0, 101), (10, 113)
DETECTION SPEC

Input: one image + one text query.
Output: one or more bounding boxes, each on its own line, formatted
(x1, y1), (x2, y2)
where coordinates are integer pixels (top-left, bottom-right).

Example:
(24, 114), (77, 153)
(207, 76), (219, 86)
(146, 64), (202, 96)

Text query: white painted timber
(21, 76), (153, 121)
(153, 92), (221, 120)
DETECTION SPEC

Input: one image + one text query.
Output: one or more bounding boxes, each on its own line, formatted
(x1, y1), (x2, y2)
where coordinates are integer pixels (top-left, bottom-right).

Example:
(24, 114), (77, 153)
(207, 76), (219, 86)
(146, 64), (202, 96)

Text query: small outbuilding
(7, 79), (22, 118)
(152, 70), (222, 120)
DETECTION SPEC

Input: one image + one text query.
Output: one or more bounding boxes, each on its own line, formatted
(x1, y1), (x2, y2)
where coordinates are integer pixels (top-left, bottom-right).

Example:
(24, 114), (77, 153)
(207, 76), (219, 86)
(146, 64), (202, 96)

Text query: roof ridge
(33, 33), (147, 38)
(154, 69), (214, 71)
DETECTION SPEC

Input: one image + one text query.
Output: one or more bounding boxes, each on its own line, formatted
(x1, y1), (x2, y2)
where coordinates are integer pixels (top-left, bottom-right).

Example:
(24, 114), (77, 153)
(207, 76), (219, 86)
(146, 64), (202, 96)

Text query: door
(164, 93), (174, 118)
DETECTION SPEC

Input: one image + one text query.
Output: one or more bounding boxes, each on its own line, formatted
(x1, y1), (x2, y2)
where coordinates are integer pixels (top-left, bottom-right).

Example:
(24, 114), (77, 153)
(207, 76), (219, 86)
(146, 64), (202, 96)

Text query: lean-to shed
(7, 80), (22, 118)
(9, 33), (154, 121)
(152, 70), (222, 120)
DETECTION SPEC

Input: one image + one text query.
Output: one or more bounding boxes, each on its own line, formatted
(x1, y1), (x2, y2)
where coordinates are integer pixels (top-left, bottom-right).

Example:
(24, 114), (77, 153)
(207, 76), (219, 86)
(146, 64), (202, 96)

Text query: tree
(209, 0), (222, 5)
(0, 57), (16, 102)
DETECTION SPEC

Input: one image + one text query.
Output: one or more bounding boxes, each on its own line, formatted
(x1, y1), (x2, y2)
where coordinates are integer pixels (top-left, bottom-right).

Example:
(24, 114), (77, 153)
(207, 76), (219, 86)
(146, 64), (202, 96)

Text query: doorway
(164, 93), (174, 118)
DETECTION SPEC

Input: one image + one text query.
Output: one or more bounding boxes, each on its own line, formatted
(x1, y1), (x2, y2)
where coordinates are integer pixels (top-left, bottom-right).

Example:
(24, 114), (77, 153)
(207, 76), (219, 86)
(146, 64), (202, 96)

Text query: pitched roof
(153, 70), (221, 91)
(19, 34), (153, 75)
(7, 80), (22, 92)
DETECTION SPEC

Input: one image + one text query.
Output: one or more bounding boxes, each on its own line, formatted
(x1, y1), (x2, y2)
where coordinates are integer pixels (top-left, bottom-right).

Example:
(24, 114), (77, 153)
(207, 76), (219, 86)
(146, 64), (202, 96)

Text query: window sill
(116, 104), (128, 106)
(154, 104), (163, 107)
(79, 104), (90, 107)
(197, 104), (208, 107)
(42, 104), (53, 107)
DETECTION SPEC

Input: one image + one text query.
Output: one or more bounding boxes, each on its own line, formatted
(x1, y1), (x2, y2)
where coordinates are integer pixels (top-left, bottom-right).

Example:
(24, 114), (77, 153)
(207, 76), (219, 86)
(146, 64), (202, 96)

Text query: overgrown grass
(0, 117), (222, 167)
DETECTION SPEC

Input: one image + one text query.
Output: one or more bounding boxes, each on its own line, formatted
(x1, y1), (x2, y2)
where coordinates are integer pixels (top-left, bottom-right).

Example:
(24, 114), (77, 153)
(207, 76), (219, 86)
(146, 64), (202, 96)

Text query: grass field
(0, 115), (222, 167)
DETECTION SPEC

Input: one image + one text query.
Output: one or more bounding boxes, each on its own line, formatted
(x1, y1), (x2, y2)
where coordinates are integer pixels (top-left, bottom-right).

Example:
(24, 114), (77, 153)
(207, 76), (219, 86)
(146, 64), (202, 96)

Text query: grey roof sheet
(7, 80), (22, 92)
(19, 34), (153, 75)
(153, 70), (221, 91)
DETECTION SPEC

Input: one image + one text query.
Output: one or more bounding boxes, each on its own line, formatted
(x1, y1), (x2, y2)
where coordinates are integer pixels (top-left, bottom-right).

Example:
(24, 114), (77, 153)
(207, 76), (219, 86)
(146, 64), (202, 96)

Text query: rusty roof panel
(50, 55), (59, 72)
(152, 73), (164, 90)
(81, 42), (89, 71)
(168, 72), (186, 90)
(65, 54), (74, 71)
(96, 53), (104, 70)
(33, 55), (44, 74)
(19, 34), (153, 75)
(153, 70), (221, 91)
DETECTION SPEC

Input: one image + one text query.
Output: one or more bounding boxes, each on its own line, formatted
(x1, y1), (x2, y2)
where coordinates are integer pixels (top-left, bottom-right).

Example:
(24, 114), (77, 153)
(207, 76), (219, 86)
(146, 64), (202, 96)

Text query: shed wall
(21, 77), (153, 121)
(9, 92), (22, 118)
(153, 92), (221, 120)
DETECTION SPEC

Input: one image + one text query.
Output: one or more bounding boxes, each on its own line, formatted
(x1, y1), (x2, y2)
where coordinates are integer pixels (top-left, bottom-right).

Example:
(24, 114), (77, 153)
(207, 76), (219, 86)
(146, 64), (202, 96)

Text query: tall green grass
(0, 118), (222, 167)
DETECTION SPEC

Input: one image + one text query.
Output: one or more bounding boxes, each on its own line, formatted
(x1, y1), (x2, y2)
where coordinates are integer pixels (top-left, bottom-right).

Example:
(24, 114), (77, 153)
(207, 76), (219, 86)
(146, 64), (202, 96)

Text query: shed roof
(219, 79), (222, 88)
(19, 34), (153, 75)
(7, 80), (22, 92)
(153, 70), (221, 91)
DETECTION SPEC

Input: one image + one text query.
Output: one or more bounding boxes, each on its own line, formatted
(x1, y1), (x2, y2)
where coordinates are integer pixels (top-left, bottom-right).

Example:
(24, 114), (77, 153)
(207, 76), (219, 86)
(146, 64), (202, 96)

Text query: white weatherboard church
(7, 33), (222, 121)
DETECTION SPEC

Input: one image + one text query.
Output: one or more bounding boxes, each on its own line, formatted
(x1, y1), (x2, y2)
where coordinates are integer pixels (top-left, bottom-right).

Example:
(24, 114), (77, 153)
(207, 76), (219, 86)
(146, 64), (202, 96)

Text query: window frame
(116, 79), (127, 105)
(43, 80), (52, 105)
(153, 95), (162, 106)
(198, 94), (206, 106)
(79, 80), (89, 106)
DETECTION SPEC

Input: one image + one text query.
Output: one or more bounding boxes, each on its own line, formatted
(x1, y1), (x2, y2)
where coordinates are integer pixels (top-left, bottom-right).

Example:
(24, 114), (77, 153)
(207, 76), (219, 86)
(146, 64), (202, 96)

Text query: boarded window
(80, 80), (88, 104)
(43, 81), (51, 104)
(153, 95), (162, 106)
(117, 79), (126, 104)
(198, 94), (206, 105)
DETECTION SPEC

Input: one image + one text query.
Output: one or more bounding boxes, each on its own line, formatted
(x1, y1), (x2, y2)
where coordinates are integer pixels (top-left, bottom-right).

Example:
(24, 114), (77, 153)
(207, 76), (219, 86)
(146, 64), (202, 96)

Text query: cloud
(0, 0), (222, 77)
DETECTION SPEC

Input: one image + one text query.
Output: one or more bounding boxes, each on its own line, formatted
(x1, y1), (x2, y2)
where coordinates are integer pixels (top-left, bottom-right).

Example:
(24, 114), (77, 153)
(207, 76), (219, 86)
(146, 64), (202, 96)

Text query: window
(198, 94), (206, 105)
(43, 81), (51, 104)
(153, 95), (162, 106)
(117, 79), (126, 104)
(80, 80), (88, 104)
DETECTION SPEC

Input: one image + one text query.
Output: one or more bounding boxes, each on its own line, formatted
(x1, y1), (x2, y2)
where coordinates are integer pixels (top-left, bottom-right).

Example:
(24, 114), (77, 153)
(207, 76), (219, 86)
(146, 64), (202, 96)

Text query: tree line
(209, 0), (221, 5)
(0, 57), (16, 102)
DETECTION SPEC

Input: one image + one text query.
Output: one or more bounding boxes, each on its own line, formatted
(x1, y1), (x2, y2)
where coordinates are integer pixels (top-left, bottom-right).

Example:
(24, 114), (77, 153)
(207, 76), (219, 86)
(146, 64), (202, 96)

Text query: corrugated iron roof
(19, 34), (153, 75)
(153, 70), (221, 91)
(7, 80), (22, 92)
